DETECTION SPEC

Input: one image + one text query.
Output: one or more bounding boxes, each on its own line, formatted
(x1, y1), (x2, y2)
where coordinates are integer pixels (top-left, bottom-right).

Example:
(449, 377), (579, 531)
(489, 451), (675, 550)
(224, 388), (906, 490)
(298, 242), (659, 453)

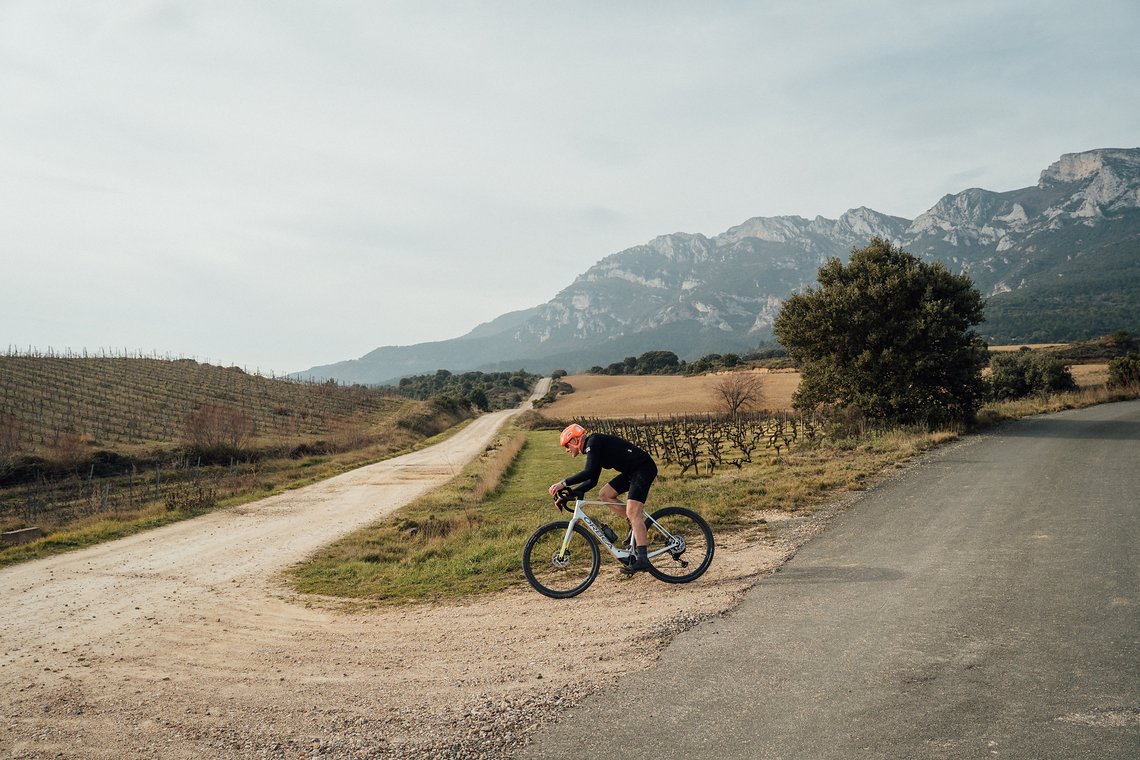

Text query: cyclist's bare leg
(625, 499), (648, 546)
(600, 484), (649, 547)
(599, 484), (635, 540)
(601, 485), (650, 573)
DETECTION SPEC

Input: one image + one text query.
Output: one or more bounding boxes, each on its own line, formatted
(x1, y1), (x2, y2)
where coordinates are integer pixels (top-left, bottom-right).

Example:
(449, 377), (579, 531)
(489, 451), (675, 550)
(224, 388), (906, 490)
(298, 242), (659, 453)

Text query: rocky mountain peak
(716, 215), (811, 245)
(1038, 148), (1140, 218)
(832, 207), (910, 241)
(1039, 148), (1140, 186)
(907, 188), (1002, 236)
(714, 208), (908, 250)
(644, 232), (714, 263)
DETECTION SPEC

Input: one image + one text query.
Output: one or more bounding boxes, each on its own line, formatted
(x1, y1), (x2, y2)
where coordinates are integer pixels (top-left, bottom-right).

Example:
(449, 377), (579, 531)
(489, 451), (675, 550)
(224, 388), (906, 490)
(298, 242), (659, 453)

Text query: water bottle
(601, 523), (618, 544)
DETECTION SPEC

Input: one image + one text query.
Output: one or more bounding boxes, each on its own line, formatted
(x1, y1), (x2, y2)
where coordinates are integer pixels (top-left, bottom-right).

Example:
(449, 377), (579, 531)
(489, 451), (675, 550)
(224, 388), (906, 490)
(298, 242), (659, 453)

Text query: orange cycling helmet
(559, 423), (586, 449)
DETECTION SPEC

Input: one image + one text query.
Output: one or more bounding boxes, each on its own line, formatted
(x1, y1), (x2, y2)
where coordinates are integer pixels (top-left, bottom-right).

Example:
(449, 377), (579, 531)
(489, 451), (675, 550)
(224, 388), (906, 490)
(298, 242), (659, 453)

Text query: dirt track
(1, 383), (822, 759)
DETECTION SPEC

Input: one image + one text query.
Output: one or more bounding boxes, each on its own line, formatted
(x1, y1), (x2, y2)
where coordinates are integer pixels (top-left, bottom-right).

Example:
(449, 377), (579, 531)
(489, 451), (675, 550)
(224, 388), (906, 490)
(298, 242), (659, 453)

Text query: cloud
(1, 0), (1138, 372)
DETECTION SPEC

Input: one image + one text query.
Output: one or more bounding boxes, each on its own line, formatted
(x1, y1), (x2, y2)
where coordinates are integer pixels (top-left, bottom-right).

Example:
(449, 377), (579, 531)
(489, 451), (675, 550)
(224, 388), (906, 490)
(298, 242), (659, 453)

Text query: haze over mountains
(300, 148), (1140, 386)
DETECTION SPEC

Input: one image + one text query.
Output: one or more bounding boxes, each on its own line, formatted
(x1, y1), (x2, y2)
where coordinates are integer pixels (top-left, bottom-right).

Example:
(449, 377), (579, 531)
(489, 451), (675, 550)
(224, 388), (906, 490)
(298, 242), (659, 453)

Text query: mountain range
(299, 147), (1140, 386)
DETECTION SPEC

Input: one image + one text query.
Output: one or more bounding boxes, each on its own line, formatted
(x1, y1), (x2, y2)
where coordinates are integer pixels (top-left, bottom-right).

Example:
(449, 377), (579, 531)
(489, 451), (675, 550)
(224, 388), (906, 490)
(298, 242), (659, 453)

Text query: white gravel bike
(522, 489), (715, 599)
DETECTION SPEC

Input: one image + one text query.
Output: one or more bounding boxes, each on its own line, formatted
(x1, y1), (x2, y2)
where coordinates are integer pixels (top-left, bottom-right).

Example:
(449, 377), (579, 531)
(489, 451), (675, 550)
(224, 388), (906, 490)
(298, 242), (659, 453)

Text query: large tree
(774, 237), (987, 426)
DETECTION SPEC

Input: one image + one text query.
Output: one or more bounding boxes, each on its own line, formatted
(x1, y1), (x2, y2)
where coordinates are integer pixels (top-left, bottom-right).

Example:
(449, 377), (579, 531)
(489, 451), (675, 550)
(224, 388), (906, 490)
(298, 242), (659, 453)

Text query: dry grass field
(1070, 362), (1111, 387)
(543, 355), (1111, 420)
(543, 368), (800, 418)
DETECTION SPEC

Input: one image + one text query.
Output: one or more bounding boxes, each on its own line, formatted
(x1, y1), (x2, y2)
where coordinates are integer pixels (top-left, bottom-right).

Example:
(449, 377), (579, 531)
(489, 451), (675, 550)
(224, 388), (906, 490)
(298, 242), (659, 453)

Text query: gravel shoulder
(1, 384), (847, 759)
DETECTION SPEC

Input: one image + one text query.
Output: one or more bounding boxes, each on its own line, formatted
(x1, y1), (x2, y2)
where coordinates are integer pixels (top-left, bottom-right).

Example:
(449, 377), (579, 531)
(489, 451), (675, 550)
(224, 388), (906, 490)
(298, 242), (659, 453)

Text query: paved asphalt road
(522, 400), (1140, 760)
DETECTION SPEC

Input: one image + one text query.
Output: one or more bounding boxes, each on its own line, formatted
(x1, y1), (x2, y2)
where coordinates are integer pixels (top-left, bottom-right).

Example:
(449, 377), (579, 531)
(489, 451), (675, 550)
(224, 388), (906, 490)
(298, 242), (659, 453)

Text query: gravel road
(1, 379), (824, 759)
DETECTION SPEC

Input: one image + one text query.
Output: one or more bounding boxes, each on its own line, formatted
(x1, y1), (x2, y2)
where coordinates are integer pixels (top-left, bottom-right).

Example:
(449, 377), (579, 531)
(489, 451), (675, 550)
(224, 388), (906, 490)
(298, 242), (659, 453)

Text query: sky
(2, 1), (1138, 375)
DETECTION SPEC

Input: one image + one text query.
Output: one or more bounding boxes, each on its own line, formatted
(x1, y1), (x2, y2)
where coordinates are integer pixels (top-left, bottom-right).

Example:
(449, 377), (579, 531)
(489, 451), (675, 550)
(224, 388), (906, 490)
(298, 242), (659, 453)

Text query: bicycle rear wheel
(522, 521), (600, 598)
(644, 506), (714, 583)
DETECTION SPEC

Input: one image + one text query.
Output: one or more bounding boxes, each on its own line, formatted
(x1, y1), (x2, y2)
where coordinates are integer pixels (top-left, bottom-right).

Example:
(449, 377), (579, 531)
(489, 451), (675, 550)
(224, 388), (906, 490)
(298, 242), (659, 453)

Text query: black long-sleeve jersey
(563, 433), (653, 493)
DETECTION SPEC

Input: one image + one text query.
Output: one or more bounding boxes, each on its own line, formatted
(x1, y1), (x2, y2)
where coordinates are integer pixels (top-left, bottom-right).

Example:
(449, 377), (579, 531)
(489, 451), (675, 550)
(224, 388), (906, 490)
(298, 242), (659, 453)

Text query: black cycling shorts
(607, 461), (658, 503)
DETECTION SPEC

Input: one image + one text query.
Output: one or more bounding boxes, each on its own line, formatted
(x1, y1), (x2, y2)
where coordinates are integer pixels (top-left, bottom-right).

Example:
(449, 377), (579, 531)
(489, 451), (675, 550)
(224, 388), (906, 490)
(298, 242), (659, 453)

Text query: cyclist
(548, 423), (658, 574)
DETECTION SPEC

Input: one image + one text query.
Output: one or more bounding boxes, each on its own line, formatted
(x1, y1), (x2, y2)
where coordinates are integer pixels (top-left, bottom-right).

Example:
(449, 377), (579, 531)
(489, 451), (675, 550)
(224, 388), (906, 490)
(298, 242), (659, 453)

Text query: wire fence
(1, 456), (265, 531)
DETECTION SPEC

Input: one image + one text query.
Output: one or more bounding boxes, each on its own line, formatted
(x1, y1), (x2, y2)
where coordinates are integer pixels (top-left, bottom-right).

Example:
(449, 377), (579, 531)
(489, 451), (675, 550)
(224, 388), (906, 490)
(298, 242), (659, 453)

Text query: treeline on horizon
(582, 345), (791, 377)
(580, 330), (1140, 380)
(394, 368), (541, 412)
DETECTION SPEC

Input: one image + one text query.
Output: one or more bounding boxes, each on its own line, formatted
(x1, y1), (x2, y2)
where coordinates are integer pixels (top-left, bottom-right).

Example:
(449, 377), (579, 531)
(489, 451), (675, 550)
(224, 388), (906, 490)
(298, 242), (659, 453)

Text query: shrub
(591, 350), (682, 376)
(531, 379), (574, 409)
(1104, 330), (1136, 351)
(467, 388), (490, 412)
(988, 350), (1078, 400)
(513, 410), (559, 430)
(51, 432), (93, 475)
(184, 403), (256, 461)
(395, 395), (472, 436)
(1108, 353), (1140, 387)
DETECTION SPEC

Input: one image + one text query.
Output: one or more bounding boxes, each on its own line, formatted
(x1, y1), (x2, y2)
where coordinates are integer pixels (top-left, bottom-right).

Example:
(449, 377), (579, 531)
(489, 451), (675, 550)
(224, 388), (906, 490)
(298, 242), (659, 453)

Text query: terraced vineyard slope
(0, 353), (447, 546)
(0, 353), (405, 456)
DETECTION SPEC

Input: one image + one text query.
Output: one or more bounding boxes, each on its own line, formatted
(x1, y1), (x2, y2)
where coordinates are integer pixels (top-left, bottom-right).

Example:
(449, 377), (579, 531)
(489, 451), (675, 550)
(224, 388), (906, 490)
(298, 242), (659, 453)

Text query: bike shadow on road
(768, 565), (905, 584)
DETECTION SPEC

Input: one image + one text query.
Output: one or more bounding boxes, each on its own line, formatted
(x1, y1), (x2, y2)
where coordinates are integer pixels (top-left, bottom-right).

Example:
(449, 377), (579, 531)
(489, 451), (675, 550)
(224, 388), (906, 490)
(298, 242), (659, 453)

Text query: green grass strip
(286, 422), (962, 605)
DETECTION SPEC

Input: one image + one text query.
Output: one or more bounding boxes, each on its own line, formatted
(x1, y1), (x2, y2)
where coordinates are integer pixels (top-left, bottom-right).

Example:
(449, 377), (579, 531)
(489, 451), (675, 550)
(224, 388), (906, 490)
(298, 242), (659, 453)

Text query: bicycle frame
(525, 497), (713, 597)
(557, 499), (676, 563)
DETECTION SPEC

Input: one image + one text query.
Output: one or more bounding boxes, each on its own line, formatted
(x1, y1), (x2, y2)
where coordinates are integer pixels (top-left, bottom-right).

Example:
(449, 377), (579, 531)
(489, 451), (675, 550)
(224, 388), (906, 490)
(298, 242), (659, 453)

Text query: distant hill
(298, 148), (1140, 385)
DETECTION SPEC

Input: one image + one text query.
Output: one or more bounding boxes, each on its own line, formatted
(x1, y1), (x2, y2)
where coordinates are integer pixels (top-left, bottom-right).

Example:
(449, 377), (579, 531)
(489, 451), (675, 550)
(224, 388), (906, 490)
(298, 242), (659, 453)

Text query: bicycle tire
(522, 521), (600, 598)
(644, 506), (714, 583)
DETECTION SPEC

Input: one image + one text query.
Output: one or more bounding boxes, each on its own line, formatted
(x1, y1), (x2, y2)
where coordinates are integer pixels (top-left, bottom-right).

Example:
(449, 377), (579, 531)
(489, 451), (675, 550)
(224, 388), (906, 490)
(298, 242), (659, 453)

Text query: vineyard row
(0, 356), (404, 451)
(1, 457), (271, 531)
(584, 410), (824, 475)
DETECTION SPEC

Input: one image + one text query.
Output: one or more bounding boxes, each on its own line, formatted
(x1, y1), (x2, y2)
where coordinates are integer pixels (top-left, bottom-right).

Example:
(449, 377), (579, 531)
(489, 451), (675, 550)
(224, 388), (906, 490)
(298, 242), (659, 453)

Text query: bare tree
(711, 371), (765, 415)
(51, 432), (90, 475)
(184, 404), (255, 458)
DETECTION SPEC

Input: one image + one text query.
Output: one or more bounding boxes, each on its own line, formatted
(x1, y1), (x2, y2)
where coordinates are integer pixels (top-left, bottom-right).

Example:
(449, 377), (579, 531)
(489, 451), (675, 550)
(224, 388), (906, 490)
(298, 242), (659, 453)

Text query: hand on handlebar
(550, 485), (579, 511)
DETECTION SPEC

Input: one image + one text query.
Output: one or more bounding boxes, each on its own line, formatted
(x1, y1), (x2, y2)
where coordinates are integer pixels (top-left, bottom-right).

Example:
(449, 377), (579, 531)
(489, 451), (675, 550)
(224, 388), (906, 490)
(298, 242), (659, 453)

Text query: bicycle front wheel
(522, 521), (600, 598)
(644, 506), (714, 583)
